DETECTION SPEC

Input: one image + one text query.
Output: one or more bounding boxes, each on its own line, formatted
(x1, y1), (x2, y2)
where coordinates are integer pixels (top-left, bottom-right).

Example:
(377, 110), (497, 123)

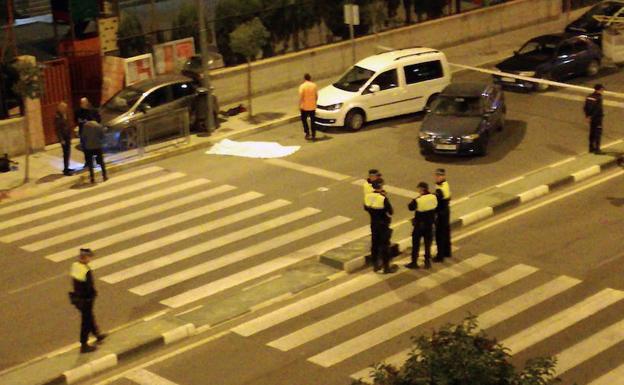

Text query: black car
(494, 34), (602, 91)
(565, 0), (624, 44)
(419, 83), (505, 156)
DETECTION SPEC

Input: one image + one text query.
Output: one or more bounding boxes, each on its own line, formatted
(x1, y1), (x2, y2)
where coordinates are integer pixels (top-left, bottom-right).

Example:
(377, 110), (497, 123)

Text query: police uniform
(407, 186), (437, 269)
(584, 88), (604, 153)
(71, 257), (103, 351)
(364, 185), (393, 273)
(434, 177), (452, 261)
(362, 169), (381, 204)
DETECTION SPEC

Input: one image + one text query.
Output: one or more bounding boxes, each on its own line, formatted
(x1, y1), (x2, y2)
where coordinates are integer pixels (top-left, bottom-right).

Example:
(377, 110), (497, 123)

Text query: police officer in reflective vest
(584, 83), (605, 154)
(364, 179), (394, 273)
(433, 168), (452, 262)
(70, 248), (106, 353)
(363, 169), (382, 203)
(407, 182), (438, 269)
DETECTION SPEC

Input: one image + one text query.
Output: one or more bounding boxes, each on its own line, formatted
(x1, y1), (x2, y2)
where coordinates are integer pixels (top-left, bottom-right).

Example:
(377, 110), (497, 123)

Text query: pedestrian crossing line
(0, 166), (163, 217)
(99, 199), (292, 281)
(160, 225), (373, 309)
(128, 216), (351, 295)
(125, 369), (180, 385)
(267, 254), (500, 351)
(89, 192), (283, 270)
(34, 184), (235, 256)
(554, 318), (624, 376)
(232, 253), (498, 337)
(12, 178), (207, 246)
(501, 288), (624, 355)
(349, 275), (582, 383)
(0, 170), (181, 232)
(588, 362), (624, 385)
(308, 264), (538, 368)
(46, 189), (255, 263)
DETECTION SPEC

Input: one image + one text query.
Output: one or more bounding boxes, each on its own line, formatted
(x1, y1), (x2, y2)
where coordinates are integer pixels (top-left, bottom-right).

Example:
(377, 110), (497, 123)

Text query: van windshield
(432, 96), (482, 117)
(333, 66), (375, 92)
(102, 87), (143, 113)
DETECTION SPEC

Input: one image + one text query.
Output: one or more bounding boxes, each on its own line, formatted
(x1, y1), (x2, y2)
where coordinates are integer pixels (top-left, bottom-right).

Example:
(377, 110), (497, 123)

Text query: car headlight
(461, 133), (480, 142)
(517, 71), (536, 77)
(419, 132), (434, 140)
(325, 103), (343, 111)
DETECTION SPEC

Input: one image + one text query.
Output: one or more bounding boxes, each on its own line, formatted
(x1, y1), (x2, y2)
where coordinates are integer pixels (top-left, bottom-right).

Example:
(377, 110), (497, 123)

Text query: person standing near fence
(82, 121), (108, 184)
(299, 73), (318, 140)
(55, 102), (74, 176)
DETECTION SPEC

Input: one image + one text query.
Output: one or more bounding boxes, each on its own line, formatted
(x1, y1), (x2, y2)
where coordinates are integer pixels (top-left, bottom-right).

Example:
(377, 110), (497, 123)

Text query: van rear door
(401, 60), (446, 112)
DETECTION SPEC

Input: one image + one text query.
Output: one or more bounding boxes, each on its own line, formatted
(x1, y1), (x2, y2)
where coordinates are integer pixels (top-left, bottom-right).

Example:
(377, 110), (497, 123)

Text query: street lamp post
(197, 0), (214, 134)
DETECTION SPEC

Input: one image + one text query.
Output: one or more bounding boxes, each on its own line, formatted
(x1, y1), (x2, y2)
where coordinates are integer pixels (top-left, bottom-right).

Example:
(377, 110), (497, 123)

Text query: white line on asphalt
(0, 169), (177, 231)
(47, 189), (256, 263)
(11, 178), (205, 246)
(548, 157), (576, 168)
(502, 289), (624, 354)
(125, 369), (180, 385)
(308, 264), (538, 367)
(0, 166), (162, 217)
(495, 176), (524, 188)
(242, 274), (282, 292)
(174, 305), (203, 317)
(160, 225), (371, 309)
(541, 90), (624, 108)
(588, 362), (624, 385)
(97, 199), (292, 275)
(129, 216), (349, 295)
(143, 310), (169, 322)
(264, 158), (352, 181)
(7, 273), (67, 295)
(267, 254), (496, 351)
(36, 184), (236, 255)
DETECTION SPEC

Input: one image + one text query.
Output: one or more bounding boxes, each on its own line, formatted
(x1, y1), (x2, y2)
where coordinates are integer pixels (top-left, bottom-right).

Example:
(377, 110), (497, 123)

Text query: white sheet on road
(206, 139), (300, 158)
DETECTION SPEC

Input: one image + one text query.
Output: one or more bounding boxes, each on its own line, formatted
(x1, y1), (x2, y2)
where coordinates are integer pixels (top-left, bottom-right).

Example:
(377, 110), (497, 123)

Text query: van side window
(404, 61), (443, 84)
(370, 69), (398, 91)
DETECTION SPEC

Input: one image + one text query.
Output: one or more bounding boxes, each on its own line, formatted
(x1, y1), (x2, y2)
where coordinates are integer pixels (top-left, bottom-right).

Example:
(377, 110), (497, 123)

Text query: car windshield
(102, 87), (143, 113)
(517, 40), (557, 56)
(432, 96), (482, 116)
(333, 66), (375, 92)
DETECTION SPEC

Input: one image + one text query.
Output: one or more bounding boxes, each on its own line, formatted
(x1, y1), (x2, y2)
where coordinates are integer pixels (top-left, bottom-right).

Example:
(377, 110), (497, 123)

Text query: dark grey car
(419, 83), (506, 156)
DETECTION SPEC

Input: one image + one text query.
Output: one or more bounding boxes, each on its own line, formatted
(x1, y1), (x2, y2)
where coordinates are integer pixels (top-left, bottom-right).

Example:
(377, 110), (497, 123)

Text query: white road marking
(264, 158), (351, 181)
(129, 216), (349, 295)
(14, 178), (205, 246)
(97, 199), (291, 275)
(502, 289), (624, 354)
(125, 369), (180, 385)
(350, 349), (412, 383)
(268, 254), (496, 351)
(0, 166), (162, 217)
(495, 176), (524, 188)
(35, 184), (235, 256)
(47, 189), (255, 263)
(549, 157), (576, 168)
(555, 318), (624, 375)
(541, 90), (624, 108)
(588, 362), (624, 385)
(0, 170), (178, 231)
(352, 179), (417, 199)
(161, 225), (372, 309)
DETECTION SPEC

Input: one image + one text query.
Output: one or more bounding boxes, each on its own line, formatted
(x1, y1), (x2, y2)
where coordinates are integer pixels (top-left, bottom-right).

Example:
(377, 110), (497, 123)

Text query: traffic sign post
(344, 4), (360, 64)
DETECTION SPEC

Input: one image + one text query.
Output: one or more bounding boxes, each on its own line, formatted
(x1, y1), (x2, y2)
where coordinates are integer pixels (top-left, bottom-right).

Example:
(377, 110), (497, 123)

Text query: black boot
(80, 343), (97, 353)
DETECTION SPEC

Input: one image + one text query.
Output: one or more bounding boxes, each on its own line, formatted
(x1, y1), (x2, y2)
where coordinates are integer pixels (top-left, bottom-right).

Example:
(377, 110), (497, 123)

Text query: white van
(315, 47), (451, 131)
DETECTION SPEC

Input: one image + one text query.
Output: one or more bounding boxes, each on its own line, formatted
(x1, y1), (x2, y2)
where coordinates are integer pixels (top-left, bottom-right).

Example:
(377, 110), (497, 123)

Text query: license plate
(501, 77), (515, 83)
(435, 144), (457, 150)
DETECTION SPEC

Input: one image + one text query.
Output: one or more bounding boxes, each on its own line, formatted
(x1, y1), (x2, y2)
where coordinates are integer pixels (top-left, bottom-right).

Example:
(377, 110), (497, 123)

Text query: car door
(402, 60), (445, 111)
(551, 39), (584, 80)
(485, 86), (504, 129)
(170, 81), (196, 130)
(138, 85), (174, 141)
(361, 69), (402, 120)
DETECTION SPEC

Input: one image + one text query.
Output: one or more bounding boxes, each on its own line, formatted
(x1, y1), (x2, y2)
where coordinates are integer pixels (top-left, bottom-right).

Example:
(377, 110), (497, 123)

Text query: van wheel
(345, 110), (365, 131)
(586, 59), (600, 76)
(425, 93), (439, 109)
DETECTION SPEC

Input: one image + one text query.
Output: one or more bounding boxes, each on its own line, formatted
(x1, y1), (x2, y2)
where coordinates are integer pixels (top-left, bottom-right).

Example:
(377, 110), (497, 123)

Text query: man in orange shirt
(299, 73), (318, 140)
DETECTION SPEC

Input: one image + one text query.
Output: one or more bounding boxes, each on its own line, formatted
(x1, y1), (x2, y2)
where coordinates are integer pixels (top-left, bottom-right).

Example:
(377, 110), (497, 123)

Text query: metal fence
(132, 106), (190, 156)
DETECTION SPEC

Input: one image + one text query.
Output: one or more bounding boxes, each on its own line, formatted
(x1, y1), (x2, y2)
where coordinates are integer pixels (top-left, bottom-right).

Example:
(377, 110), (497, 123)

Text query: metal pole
(197, 0), (214, 134)
(349, 5), (355, 64)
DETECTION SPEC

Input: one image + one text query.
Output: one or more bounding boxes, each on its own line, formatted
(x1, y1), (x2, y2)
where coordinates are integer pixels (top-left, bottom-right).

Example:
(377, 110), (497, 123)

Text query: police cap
(417, 182), (428, 190)
(368, 169), (381, 176)
(435, 168), (446, 176)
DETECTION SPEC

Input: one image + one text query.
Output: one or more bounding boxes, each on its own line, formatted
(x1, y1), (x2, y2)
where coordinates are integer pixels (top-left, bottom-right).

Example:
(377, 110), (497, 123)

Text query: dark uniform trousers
(79, 299), (100, 345)
(435, 207), (451, 258)
(412, 219), (434, 263)
(589, 118), (602, 153)
(371, 223), (391, 270)
(84, 148), (107, 183)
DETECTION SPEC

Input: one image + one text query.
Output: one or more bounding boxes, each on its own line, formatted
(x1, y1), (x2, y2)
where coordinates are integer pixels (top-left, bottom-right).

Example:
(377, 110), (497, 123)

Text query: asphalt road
(1, 64), (623, 372)
(82, 168), (624, 385)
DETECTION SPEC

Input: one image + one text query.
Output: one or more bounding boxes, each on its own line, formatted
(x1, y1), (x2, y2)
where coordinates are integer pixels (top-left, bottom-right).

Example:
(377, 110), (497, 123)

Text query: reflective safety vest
(365, 192), (385, 209)
(363, 181), (374, 203)
(437, 181), (451, 200)
(71, 262), (90, 282)
(416, 193), (438, 212)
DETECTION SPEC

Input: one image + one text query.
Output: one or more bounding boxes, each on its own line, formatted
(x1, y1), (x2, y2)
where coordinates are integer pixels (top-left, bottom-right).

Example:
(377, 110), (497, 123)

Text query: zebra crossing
(231, 254), (624, 385)
(0, 166), (364, 310)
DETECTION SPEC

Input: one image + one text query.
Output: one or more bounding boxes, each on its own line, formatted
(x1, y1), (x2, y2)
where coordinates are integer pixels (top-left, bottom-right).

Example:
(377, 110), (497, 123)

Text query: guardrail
(134, 107), (190, 157)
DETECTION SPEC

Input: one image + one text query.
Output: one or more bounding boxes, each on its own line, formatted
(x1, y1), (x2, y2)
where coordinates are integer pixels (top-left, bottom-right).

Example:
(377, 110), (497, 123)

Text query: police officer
(584, 84), (605, 154)
(407, 182), (438, 269)
(433, 168), (451, 262)
(363, 169), (382, 202)
(364, 179), (395, 274)
(70, 248), (106, 353)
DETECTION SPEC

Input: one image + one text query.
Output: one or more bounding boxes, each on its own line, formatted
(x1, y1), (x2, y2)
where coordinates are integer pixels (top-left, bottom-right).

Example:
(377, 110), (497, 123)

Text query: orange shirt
(299, 81), (318, 111)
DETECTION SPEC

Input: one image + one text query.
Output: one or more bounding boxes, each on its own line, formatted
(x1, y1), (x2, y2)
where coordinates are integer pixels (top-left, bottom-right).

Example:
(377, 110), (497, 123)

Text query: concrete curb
(319, 155), (623, 273)
(39, 323), (196, 385)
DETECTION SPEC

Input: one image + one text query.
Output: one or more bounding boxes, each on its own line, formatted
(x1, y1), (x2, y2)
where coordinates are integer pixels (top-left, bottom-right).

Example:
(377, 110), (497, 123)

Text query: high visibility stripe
(416, 193), (437, 212)
(308, 265), (537, 367)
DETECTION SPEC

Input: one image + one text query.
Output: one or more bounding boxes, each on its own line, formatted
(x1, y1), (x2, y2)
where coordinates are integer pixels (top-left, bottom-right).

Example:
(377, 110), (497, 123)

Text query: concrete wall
(212, 0), (563, 105)
(0, 117), (27, 157)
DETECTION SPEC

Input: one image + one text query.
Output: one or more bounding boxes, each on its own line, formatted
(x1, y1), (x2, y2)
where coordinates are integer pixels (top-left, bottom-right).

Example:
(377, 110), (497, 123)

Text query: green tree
(171, 3), (213, 50)
(215, 0), (262, 65)
(229, 17), (270, 118)
(117, 11), (148, 58)
(352, 316), (561, 385)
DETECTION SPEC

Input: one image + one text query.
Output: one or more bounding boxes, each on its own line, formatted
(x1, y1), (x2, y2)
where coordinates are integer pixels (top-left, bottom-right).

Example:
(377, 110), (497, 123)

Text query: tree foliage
(229, 17), (270, 61)
(171, 3), (213, 50)
(352, 316), (560, 385)
(11, 60), (44, 100)
(117, 11), (148, 58)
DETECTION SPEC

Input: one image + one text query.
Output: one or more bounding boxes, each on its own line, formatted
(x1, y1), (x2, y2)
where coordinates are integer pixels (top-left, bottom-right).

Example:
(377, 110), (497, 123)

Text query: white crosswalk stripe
(126, 369), (180, 385)
(588, 362), (624, 385)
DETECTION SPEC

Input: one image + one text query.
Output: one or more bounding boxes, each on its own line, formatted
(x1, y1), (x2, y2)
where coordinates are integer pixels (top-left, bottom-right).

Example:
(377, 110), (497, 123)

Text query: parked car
(180, 50), (226, 82)
(99, 74), (218, 149)
(493, 33), (602, 91)
(419, 82), (506, 156)
(315, 47), (451, 131)
(565, 0), (624, 44)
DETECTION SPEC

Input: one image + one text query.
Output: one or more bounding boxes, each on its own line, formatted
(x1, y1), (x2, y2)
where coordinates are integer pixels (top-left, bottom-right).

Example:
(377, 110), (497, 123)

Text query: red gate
(41, 58), (73, 145)
(67, 51), (103, 108)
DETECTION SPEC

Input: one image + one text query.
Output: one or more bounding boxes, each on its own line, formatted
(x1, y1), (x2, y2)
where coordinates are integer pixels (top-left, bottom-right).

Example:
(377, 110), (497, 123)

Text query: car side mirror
(368, 84), (381, 93)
